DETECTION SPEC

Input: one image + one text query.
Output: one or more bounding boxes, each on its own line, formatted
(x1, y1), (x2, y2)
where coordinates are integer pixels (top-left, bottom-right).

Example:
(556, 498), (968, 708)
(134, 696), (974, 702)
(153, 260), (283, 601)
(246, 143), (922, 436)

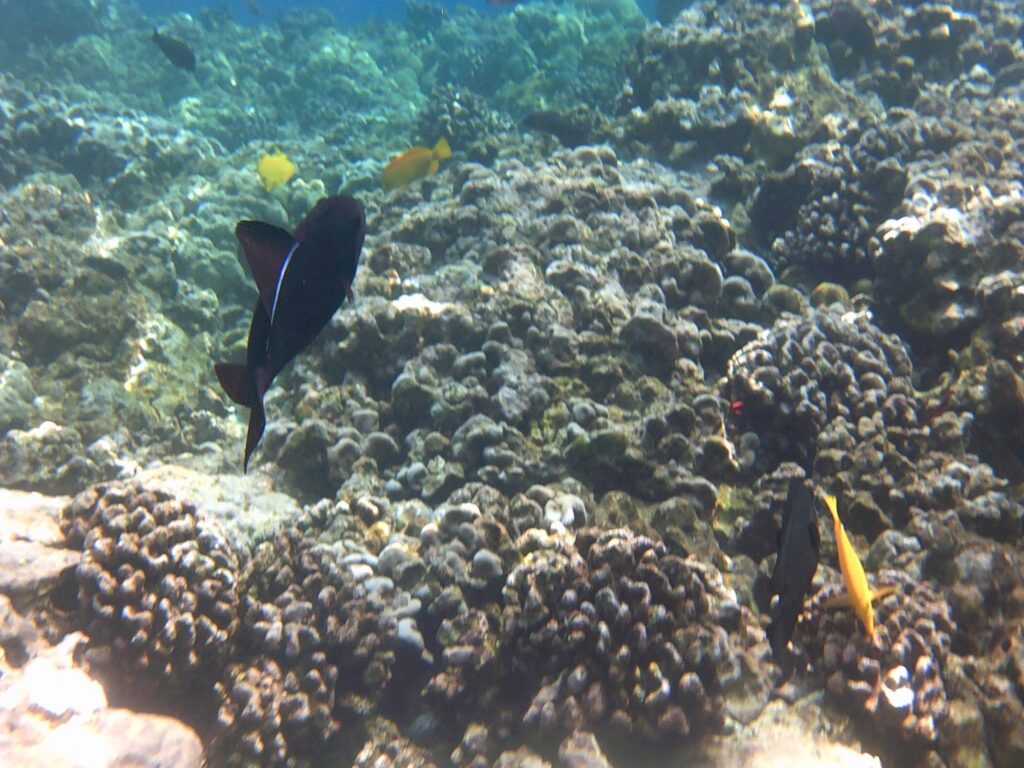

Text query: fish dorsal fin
(236, 220), (294, 316)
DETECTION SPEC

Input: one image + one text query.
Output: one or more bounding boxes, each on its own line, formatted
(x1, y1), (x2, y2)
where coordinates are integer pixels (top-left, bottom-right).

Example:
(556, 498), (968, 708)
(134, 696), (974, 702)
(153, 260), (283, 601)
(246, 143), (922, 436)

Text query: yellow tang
(825, 494), (878, 638)
(382, 137), (452, 191)
(257, 150), (296, 192)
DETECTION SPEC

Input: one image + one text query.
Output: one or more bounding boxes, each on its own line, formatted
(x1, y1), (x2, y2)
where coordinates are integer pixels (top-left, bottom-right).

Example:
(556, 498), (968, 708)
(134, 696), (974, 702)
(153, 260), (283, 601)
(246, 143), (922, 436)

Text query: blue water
(143, 0), (663, 27)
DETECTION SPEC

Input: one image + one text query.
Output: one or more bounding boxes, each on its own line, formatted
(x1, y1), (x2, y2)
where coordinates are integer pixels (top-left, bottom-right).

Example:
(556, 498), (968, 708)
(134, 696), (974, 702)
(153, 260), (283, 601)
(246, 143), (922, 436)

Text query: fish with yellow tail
(382, 137), (452, 191)
(257, 150), (296, 192)
(824, 494), (897, 638)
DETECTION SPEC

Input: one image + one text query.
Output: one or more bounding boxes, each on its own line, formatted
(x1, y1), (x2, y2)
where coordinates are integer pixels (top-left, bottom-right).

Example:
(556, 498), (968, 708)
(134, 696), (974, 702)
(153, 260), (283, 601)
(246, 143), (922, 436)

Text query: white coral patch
(392, 293), (456, 316)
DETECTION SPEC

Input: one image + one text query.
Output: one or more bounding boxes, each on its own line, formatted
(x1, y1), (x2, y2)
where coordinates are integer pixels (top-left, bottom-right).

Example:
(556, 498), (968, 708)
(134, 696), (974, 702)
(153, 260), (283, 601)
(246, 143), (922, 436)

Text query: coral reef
(873, 87), (1024, 350)
(495, 526), (768, 741)
(414, 0), (645, 116)
(810, 0), (1024, 106)
(59, 483), (241, 682)
(800, 572), (953, 746)
(52, 478), (771, 766)
(727, 308), (1020, 544)
(620, 0), (871, 170)
(2, 1), (1023, 766)
(243, 143), (778, 505)
(751, 112), (961, 281)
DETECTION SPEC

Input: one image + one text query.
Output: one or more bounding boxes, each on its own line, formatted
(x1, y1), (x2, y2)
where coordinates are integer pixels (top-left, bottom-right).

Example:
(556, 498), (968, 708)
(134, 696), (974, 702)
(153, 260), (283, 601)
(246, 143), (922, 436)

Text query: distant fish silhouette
(523, 110), (592, 148)
(767, 479), (820, 678)
(215, 196), (366, 471)
(151, 29), (196, 72)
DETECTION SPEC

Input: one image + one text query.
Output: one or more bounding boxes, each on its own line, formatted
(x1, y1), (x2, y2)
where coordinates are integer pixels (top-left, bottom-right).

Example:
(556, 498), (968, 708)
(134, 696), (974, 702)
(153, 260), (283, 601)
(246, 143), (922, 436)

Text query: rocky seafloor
(1, 0), (1023, 766)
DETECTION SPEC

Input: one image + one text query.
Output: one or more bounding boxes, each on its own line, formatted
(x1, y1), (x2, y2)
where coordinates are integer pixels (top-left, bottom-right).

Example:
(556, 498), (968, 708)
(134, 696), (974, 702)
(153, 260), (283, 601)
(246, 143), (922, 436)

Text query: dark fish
(522, 110), (592, 148)
(245, 0), (264, 16)
(767, 479), (820, 678)
(215, 195), (366, 471)
(152, 29), (196, 72)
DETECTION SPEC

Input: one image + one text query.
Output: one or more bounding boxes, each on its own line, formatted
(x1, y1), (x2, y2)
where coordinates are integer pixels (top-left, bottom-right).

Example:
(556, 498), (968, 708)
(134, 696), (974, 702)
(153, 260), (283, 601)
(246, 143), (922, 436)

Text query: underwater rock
(703, 696), (884, 767)
(0, 488), (67, 546)
(418, 0), (643, 117)
(0, 356), (40, 434)
(1, 5), (1021, 767)
(352, 714), (441, 767)
(872, 91), (1024, 350)
(0, 421), (99, 495)
(415, 83), (516, 166)
(0, 626), (202, 768)
(810, 0), (1020, 106)
(0, 176), (97, 315)
(622, 0), (869, 168)
(0, 540), (78, 614)
(4, 127), (763, 516)
(0, 487), (88, 646)
(558, 729), (613, 768)
(752, 112), (957, 282)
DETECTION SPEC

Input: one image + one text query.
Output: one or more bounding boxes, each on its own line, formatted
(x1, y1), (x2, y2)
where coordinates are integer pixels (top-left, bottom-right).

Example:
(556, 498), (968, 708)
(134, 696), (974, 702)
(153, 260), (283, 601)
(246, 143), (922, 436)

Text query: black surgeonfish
(151, 29), (196, 72)
(216, 195), (366, 471)
(767, 479), (820, 678)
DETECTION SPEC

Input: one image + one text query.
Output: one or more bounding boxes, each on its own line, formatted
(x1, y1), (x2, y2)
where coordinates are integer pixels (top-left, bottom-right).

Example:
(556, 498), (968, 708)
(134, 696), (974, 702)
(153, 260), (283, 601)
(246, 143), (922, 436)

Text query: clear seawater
(145, 0), (664, 26)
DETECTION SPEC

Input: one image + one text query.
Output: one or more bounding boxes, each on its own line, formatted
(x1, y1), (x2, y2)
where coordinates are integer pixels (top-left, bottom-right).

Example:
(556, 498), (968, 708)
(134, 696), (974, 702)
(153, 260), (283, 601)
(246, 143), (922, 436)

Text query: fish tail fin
(823, 494), (841, 525)
(767, 605), (801, 682)
(433, 137), (452, 159)
(767, 614), (785, 665)
(767, 598), (798, 661)
(242, 368), (271, 473)
(215, 363), (253, 407)
(243, 399), (266, 473)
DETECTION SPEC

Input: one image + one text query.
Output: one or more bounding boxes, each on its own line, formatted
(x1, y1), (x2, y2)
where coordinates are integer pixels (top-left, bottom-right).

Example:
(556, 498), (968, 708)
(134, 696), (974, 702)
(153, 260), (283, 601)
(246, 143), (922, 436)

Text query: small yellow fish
(825, 494), (878, 638)
(382, 137), (452, 191)
(257, 150), (296, 192)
